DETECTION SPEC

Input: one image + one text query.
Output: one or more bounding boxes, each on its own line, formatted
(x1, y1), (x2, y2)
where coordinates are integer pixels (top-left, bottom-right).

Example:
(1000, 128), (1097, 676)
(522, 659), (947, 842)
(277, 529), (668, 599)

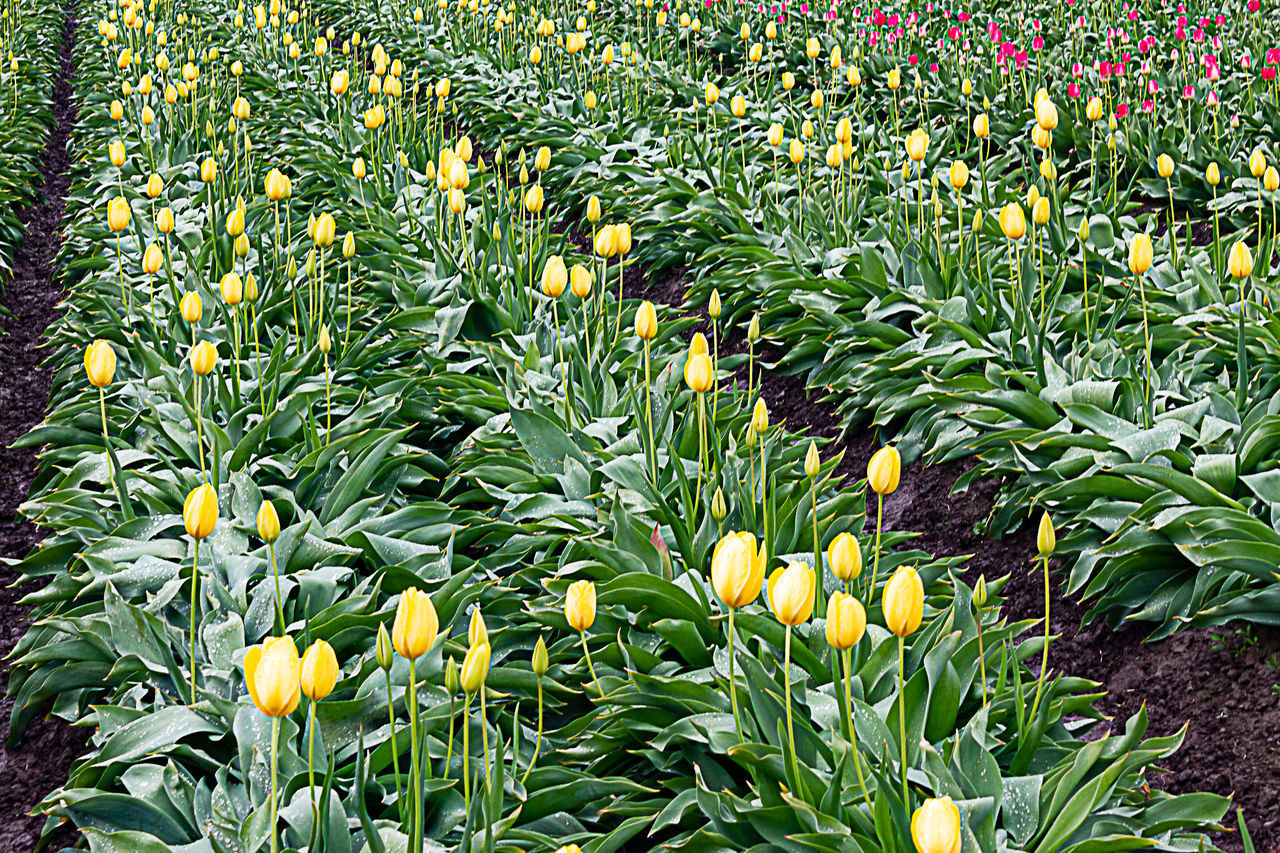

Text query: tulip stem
(870, 494), (883, 604)
(384, 668), (404, 811)
(581, 631), (604, 701)
(189, 539), (200, 704)
(644, 338), (655, 483)
(727, 608), (743, 743)
(975, 601), (989, 708)
(479, 685), (491, 806)
(270, 716), (280, 853)
(784, 625), (800, 788)
(408, 657), (423, 853)
(897, 634), (908, 811)
(308, 700), (317, 824)
(99, 387), (123, 510)
(462, 694), (472, 815)
(520, 676), (543, 785)
(810, 477), (821, 617)
(843, 648), (871, 810)
(1030, 553), (1051, 721)
(1137, 273), (1153, 428)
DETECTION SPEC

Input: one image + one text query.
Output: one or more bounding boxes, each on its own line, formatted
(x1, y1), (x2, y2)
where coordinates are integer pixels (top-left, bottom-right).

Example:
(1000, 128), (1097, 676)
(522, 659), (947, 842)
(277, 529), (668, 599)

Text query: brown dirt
(0, 8), (85, 853)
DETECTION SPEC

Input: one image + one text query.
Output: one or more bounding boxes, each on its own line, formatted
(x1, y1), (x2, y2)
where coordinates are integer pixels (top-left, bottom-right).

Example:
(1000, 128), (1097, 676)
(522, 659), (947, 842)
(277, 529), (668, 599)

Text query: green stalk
(100, 387), (123, 509)
(270, 716), (280, 853)
(409, 658), (422, 853)
(727, 608), (743, 743)
(1029, 553), (1051, 721)
(644, 338), (654, 482)
(384, 668), (403, 809)
(189, 539), (200, 704)
(308, 700), (317, 822)
(784, 626), (799, 787)
(582, 631), (604, 700)
(897, 634), (908, 811)
(269, 543), (283, 634)
(844, 648), (871, 809)
(520, 678), (542, 785)
(810, 477), (821, 617)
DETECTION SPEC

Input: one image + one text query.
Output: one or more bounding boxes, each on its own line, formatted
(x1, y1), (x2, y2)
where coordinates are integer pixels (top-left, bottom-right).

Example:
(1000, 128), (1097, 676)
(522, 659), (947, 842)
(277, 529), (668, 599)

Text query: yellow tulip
(867, 445), (901, 495)
(220, 272), (243, 305)
(1037, 511), (1055, 556)
(948, 161), (969, 190)
(911, 796), (962, 853)
(751, 398), (769, 434)
(998, 203), (1026, 240)
(313, 212), (336, 247)
(565, 579), (597, 631)
(1128, 233), (1153, 275)
(180, 291), (202, 324)
(183, 483), (218, 540)
(570, 264), (591, 298)
(883, 566), (924, 636)
(1157, 153), (1174, 179)
(541, 255), (568, 297)
(1228, 241), (1254, 279)
(300, 639), (339, 701)
(825, 591), (866, 650)
(84, 339), (117, 387)
(257, 498), (281, 543)
(767, 561), (815, 626)
(827, 532), (862, 582)
(460, 641), (490, 694)
(190, 340), (218, 376)
(635, 300), (658, 339)
(392, 587), (439, 659)
(244, 636), (301, 717)
(469, 607), (488, 647)
(711, 531), (766, 608)
(107, 195), (131, 232)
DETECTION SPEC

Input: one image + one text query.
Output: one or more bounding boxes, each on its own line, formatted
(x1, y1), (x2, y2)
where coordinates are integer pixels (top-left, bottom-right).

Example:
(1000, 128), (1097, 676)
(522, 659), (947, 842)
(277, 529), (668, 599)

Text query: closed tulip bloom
(972, 112), (989, 138)
(586, 195), (602, 222)
(751, 398), (769, 434)
(635, 300), (658, 339)
(1249, 150), (1266, 178)
(684, 353), (713, 392)
(1206, 162), (1221, 187)
(689, 332), (708, 357)
(789, 138), (805, 164)
(911, 796), (962, 853)
(1157, 153), (1174, 179)
(704, 81), (719, 104)
(534, 146), (551, 171)
(1035, 99), (1058, 131)
(1086, 96), (1103, 121)
(469, 608), (488, 647)
(183, 483), (218, 539)
(392, 587), (439, 660)
(883, 566), (924, 636)
(1037, 510), (1055, 556)
(142, 243), (163, 275)
(244, 636), (301, 717)
(265, 167), (289, 200)
(257, 498), (280, 543)
(867, 445), (901, 495)
(460, 641), (490, 694)
(1266, 167), (1280, 193)
(594, 224), (617, 257)
(200, 157), (217, 183)
(905, 128), (928, 162)
(84, 339), (117, 387)
(825, 591), (867, 650)
(711, 531), (766, 608)
(768, 561), (816, 626)
(730, 94), (746, 117)
(225, 207), (245, 237)
(565, 579), (597, 631)
(614, 223), (633, 255)
(827, 531), (862, 581)
(146, 173), (164, 198)
(999, 203), (1026, 240)
(108, 139), (126, 167)
(1032, 197), (1050, 226)
(220, 272), (243, 305)
(180, 291), (202, 324)
(300, 639), (339, 700)
(804, 441), (820, 478)
(767, 122), (784, 147)
(1229, 241), (1254, 279)
(541, 255), (568, 297)
(156, 206), (175, 234)
(331, 69), (350, 94)
(190, 340), (218, 376)
(570, 264), (591, 298)
(1128, 233), (1154, 275)
(107, 196), (131, 232)
(948, 161), (969, 189)
(313, 213), (336, 247)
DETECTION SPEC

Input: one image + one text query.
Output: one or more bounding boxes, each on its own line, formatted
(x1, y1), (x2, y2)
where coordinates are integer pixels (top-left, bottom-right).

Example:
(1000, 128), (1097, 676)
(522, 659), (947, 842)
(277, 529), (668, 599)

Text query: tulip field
(4, 0), (1280, 848)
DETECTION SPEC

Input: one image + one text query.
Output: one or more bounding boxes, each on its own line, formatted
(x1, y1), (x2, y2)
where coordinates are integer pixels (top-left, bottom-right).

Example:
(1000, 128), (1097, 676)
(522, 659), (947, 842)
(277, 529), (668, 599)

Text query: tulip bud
(911, 796), (962, 853)
(825, 591), (867, 650)
(142, 243), (163, 275)
(635, 300), (658, 340)
(244, 636), (301, 717)
(973, 575), (988, 608)
(883, 566), (924, 636)
(1037, 511), (1055, 557)
(747, 313), (760, 342)
(1228, 241), (1254, 279)
(444, 655), (459, 692)
(1127, 233), (1154, 276)
(751, 398), (769, 434)
(827, 532), (862, 582)
(710, 487), (726, 521)
(220, 272), (243, 306)
(107, 196), (131, 232)
(532, 636), (548, 676)
(190, 339), (218, 376)
(999, 203), (1026, 241)
(1157, 153), (1174, 179)
(183, 483), (218, 540)
(1077, 219), (1089, 242)
(392, 587), (438, 659)
(708, 290), (721, 318)
(867, 445), (901, 495)
(375, 623), (395, 671)
(804, 441), (820, 478)
(767, 561), (816, 626)
(565, 579), (597, 631)
(541, 255), (568, 298)
(586, 195), (601, 223)
(300, 639), (339, 701)
(570, 264), (591, 299)
(257, 498), (280, 544)
(460, 641), (490, 694)
(84, 339), (117, 387)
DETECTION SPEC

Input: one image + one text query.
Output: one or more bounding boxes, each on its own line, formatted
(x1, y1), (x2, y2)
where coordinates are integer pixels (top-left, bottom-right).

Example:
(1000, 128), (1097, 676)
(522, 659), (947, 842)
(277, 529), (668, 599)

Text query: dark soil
(615, 223), (1278, 851)
(0, 8), (84, 852)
